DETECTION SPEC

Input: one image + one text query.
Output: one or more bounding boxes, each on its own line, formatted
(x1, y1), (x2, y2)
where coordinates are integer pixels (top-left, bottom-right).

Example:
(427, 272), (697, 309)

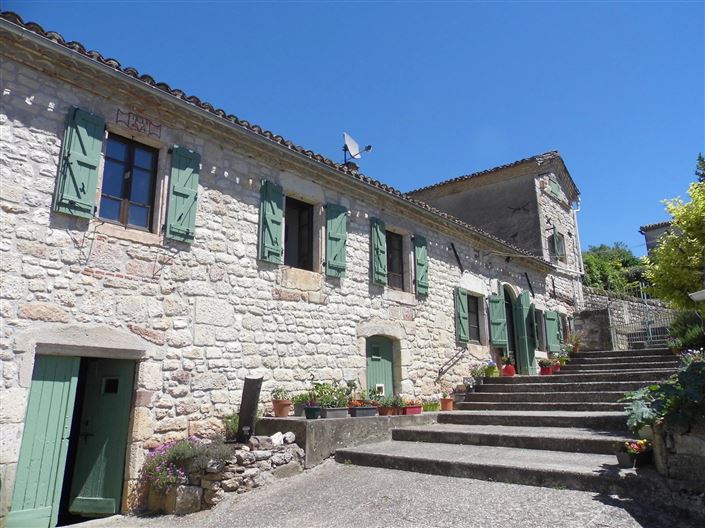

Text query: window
(549, 173), (560, 197)
(548, 229), (566, 263)
(284, 196), (314, 271)
(467, 294), (481, 343)
(99, 134), (158, 230)
(386, 231), (404, 290)
(535, 309), (546, 350)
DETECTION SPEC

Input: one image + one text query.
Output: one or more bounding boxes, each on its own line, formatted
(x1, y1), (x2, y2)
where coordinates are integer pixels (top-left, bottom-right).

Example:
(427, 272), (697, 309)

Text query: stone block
(272, 460), (303, 479)
(195, 298), (234, 326)
(270, 432), (284, 446)
(18, 302), (69, 322)
(280, 267), (322, 292)
(252, 471), (274, 488)
(203, 488), (225, 506)
(164, 485), (202, 515)
(221, 477), (242, 492)
(128, 324), (166, 345)
(0, 387), (27, 422)
(248, 435), (274, 450)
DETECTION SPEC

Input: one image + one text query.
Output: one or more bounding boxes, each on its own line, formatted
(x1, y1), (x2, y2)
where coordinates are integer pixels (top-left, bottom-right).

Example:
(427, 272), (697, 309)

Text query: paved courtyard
(82, 461), (701, 528)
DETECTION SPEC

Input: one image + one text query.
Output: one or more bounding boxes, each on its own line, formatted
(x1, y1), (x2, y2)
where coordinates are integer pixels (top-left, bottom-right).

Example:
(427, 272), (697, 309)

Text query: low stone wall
(582, 287), (676, 326)
(257, 413), (438, 468)
(652, 422), (705, 517)
(147, 433), (304, 515)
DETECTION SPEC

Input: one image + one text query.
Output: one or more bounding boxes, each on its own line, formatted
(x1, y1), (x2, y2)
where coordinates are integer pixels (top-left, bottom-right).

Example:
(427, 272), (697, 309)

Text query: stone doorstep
(334, 440), (666, 497)
(392, 424), (632, 455)
(458, 402), (625, 412)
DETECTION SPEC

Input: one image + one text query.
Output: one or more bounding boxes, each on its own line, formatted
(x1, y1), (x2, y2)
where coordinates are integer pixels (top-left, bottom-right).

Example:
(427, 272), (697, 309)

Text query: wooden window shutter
(371, 218), (387, 285)
(528, 303), (538, 350)
(488, 291), (508, 347)
(166, 146), (200, 243)
(258, 180), (283, 264)
(325, 204), (347, 277)
(549, 174), (560, 197)
(53, 107), (105, 219)
(454, 287), (469, 344)
(545, 311), (561, 352)
(414, 234), (429, 296)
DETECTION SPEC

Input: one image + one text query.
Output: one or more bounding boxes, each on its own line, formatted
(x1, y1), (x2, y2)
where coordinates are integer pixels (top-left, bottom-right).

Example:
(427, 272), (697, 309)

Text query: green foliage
(621, 356), (705, 434)
(223, 413), (239, 441)
(271, 387), (291, 400)
(669, 311), (705, 348)
(292, 392), (312, 405)
(696, 153), (705, 183)
(189, 441), (233, 472)
(312, 382), (349, 408)
(422, 398), (441, 412)
(582, 242), (646, 292)
(645, 182), (705, 316)
(379, 394), (404, 407)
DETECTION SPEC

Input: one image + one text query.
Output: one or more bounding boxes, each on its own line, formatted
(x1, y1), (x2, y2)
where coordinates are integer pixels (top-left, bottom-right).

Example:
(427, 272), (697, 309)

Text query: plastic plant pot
(349, 406), (378, 418)
(539, 366), (553, 375)
(304, 406), (321, 420)
(321, 407), (349, 419)
(502, 364), (516, 377)
(402, 405), (422, 415)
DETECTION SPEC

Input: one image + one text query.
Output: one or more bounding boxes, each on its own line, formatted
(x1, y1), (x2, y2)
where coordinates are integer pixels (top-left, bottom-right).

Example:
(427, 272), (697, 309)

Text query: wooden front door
(68, 358), (134, 517)
(7, 355), (80, 528)
(514, 291), (537, 375)
(366, 336), (394, 397)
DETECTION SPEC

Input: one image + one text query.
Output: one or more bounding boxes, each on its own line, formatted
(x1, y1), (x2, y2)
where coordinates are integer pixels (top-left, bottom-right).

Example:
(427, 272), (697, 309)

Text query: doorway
(366, 336), (394, 397)
(8, 355), (135, 528)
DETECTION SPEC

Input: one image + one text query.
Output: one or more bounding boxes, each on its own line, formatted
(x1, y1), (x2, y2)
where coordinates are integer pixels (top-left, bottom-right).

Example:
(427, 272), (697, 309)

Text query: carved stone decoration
(116, 108), (162, 138)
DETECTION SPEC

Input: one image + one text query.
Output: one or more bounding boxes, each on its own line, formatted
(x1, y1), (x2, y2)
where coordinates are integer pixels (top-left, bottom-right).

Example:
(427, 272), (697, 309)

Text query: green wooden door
(68, 359), (135, 517)
(7, 355), (80, 528)
(514, 291), (533, 375)
(366, 336), (394, 397)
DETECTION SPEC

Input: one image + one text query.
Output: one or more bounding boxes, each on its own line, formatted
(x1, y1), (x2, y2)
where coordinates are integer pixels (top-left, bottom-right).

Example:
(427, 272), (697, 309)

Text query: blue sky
(5, 1), (703, 256)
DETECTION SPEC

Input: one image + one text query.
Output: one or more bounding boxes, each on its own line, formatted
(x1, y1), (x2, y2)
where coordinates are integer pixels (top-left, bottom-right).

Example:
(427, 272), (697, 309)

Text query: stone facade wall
(0, 44), (579, 517)
(582, 286), (677, 326)
(574, 309), (612, 351)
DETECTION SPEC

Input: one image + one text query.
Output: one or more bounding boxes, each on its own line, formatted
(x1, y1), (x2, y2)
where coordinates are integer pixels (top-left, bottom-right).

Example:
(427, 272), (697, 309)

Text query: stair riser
(572, 349), (671, 358)
(392, 429), (626, 455)
(467, 391), (624, 403)
(478, 382), (654, 393)
(457, 402), (624, 411)
(570, 356), (678, 365)
(438, 413), (628, 430)
(483, 371), (675, 384)
(560, 363), (677, 371)
(334, 451), (640, 496)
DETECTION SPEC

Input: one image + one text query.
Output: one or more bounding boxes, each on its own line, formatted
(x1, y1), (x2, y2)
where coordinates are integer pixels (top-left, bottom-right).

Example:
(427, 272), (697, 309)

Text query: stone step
(569, 354), (679, 365)
(571, 348), (672, 358)
(392, 424), (631, 454)
(552, 368), (677, 376)
(335, 441), (661, 495)
(483, 369), (676, 384)
(467, 390), (626, 402)
(477, 380), (658, 393)
(457, 401), (625, 412)
(560, 362), (677, 371)
(437, 410), (628, 431)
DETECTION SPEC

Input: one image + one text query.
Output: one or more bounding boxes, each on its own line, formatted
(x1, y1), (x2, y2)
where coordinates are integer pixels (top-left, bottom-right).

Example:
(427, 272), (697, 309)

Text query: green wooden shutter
(528, 303), (538, 350)
(489, 291), (508, 347)
(371, 218), (387, 285)
(545, 311), (561, 352)
(258, 180), (283, 264)
(557, 315), (565, 343)
(326, 204), (347, 278)
(53, 107), (105, 219)
(549, 174), (560, 197)
(166, 146), (200, 243)
(8, 355), (80, 528)
(414, 234), (429, 296)
(454, 287), (469, 343)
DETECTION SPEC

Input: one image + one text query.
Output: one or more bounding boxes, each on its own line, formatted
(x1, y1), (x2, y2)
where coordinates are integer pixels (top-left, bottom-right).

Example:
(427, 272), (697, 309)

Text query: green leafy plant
(668, 311), (705, 348)
(292, 392), (312, 405)
(470, 364), (487, 379)
(223, 413), (239, 441)
(312, 382), (349, 408)
(271, 387), (291, 400)
(422, 398), (440, 411)
(538, 358), (553, 368)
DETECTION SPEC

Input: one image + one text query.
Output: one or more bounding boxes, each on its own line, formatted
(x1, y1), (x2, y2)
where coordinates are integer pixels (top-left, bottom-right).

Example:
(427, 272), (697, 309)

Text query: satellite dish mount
(343, 132), (372, 165)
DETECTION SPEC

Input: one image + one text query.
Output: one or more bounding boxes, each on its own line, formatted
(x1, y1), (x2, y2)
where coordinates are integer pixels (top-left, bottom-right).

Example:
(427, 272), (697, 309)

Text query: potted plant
(557, 351), (569, 366)
(501, 355), (516, 377)
(292, 392), (311, 417)
(667, 337), (683, 355)
(565, 331), (584, 354)
(440, 388), (454, 411)
(271, 387), (292, 417)
(550, 357), (561, 373)
(470, 364), (486, 386)
(538, 358), (553, 375)
(304, 398), (321, 419)
(402, 397), (423, 415)
(348, 390), (379, 418)
(615, 439), (652, 468)
(422, 397), (440, 412)
(451, 383), (467, 404)
(485, 361), (499, 377)
(378, 395), (403, 416)
(318, 383), (350, 419)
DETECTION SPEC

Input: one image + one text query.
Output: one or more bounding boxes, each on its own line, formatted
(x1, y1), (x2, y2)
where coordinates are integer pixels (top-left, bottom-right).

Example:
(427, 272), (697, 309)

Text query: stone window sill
(93, 221), (162, 246)
(279, 266), (323, 292)
(384, 288), (417, 306)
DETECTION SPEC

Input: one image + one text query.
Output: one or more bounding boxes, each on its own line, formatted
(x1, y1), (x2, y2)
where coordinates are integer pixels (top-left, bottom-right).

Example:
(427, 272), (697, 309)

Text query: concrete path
(79, 461), (701, 528)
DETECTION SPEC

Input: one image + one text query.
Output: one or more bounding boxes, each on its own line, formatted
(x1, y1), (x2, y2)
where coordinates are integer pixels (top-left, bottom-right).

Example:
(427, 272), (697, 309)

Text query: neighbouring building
(0, 12), (583, 527)
(639, 221), (673, 255)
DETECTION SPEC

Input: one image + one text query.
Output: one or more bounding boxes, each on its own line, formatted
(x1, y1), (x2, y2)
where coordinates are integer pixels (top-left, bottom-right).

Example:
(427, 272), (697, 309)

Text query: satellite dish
(342, 132), (372, 164)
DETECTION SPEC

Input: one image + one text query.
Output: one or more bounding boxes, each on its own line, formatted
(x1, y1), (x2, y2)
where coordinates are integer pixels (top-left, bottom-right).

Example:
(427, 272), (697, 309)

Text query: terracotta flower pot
(378, 406), (394, 416)
(440, 397), (454, 411)
(502, 364), (516, 377)
(272, 399), (292, 417)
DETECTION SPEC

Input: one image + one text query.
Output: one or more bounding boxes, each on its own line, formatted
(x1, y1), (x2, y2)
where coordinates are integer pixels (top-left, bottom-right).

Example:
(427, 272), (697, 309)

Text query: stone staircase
(336, 348), (680, 495)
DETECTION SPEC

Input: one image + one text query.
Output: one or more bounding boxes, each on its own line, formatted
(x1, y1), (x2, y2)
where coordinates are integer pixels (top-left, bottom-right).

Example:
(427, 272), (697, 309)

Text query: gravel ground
(79, 461), (702, 528)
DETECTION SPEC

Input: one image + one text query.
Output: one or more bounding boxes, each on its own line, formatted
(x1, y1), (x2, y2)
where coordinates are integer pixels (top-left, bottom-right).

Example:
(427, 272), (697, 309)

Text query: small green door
(8, 355), (80, 528)
(68, 358), (135, 517)
(366, 336), (394, 397)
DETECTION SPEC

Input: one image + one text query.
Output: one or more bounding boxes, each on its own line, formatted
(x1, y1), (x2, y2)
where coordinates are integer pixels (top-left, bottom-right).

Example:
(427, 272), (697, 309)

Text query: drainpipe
(572, 198), (585, 309)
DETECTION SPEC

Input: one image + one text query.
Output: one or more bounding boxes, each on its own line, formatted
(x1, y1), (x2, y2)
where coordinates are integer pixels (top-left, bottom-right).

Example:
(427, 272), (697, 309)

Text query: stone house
(639, 220), (673, 256)
(0, 12), (582, 527)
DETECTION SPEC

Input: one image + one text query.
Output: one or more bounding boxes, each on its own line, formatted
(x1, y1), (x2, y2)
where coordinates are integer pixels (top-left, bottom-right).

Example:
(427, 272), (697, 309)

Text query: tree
(696, 153), (705, 183)
(582, 242), (646, 292)
(645, 182), (705, 316)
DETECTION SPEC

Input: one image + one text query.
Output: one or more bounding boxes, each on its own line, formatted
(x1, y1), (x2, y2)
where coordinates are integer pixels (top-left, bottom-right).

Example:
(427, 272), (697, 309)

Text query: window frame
(385, 230), (405, 291)
(548, 229), (567, 263)
(283, 195), (316, 272)
(466, 293), (481, 343)
(98, 133), (159, 232)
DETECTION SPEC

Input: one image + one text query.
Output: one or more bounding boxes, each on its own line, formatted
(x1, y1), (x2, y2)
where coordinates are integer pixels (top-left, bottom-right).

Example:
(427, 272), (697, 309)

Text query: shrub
(669, 311), (705, 348)
(223, 413), (239, 441)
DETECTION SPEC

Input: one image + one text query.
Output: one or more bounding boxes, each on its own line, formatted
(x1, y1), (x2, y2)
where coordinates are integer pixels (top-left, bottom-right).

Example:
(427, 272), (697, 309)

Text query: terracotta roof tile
(0, 11), (553, 267)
